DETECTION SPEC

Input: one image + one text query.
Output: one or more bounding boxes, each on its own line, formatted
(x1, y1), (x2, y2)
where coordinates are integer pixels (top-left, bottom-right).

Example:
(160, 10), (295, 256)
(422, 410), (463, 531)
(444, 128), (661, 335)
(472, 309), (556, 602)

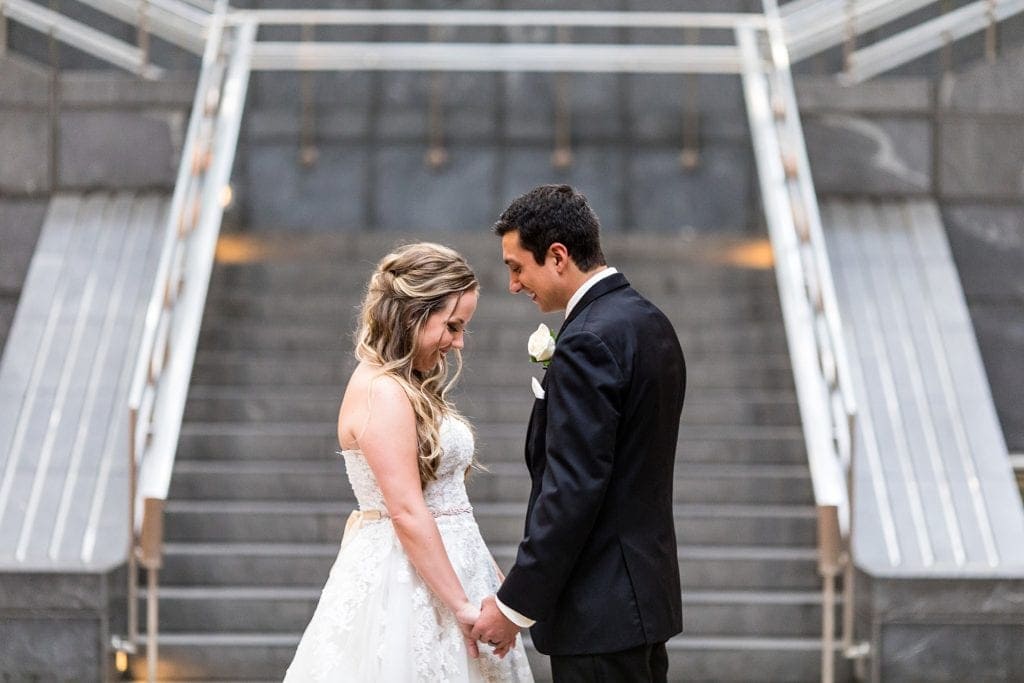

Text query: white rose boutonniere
(528, 323), (557, 368)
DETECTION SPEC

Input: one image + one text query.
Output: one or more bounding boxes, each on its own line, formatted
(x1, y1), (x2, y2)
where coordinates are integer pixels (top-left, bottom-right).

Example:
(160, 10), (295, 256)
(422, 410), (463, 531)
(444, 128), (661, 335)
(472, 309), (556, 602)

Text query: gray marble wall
(0, 55), (193, 195)
(0, 198), (47, 353)
(856, 571), (1024, 683)
(0, 571), (122, 681)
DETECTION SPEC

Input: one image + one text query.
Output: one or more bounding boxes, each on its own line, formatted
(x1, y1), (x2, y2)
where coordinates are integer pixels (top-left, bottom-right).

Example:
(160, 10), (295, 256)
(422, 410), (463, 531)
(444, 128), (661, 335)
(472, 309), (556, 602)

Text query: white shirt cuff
(495, 596), (536, 628)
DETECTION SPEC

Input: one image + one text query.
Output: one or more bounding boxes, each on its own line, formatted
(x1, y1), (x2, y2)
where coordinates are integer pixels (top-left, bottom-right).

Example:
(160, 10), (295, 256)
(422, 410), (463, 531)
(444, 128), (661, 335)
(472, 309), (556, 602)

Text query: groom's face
(501, 230), (564, 313)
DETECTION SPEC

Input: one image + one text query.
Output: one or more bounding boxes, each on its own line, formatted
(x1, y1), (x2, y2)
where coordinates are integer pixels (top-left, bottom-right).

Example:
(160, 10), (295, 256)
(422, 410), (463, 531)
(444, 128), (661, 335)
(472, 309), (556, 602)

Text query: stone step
(128, 632), (847, 682)
(181, 389), (801, 425)
(189, 350), (794, 386)
(207, 261), (779, 296)
(160, 542), (823, 591)
(162, 500), (817, 546)
(468, 463), (813, 505)
(210, 230), (774, 264)
(139, 586), (835, 638)
(167, 459), (812, 506)
(203, 290), (784, 324)
(195, 323), (789, 355)
(176, 421), (808, 465)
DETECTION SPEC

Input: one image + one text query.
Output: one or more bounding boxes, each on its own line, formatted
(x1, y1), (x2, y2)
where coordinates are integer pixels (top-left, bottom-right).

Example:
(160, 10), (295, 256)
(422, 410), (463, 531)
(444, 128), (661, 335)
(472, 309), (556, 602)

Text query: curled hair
(355, 243), (479, 487)
(492, 184), (606, 271)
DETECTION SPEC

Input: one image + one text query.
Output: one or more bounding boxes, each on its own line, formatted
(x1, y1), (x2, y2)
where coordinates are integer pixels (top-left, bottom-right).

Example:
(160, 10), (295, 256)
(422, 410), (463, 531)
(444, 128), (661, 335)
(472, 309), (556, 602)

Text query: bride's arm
(354, 376), (479, 651)
(490, 555), (505, 583)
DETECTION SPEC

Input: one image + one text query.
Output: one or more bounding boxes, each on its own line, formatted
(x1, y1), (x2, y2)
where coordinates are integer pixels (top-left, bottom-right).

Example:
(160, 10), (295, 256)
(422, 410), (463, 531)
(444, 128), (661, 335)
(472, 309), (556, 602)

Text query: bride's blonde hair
(355, 242), (478, 487)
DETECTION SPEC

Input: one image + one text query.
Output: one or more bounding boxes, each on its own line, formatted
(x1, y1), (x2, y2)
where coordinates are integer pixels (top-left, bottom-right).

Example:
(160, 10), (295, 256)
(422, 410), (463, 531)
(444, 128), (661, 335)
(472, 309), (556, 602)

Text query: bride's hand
(455, 601), (481, 659)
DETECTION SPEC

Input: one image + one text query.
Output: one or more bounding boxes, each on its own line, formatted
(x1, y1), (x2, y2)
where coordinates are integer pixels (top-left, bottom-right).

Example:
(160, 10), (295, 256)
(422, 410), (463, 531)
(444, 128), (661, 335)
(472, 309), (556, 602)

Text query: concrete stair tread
(172, 459), (809, 478)
(177, 420), (805, 440)
(164, 499), (815, 517)
(185, 383), (797, 401)
(143, 584), (831, 607)
(173, 460), (343, 474)
(135, 630), (834, 652)
(193, 350), (793, 367)
(480, 461), (810, 478)
(162, 541), (818, 559)
(163, 542), (337, 556)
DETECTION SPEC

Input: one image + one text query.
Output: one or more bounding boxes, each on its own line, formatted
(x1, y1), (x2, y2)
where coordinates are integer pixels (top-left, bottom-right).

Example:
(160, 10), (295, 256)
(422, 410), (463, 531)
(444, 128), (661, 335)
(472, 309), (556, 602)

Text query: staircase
(132, 229), (843, 682)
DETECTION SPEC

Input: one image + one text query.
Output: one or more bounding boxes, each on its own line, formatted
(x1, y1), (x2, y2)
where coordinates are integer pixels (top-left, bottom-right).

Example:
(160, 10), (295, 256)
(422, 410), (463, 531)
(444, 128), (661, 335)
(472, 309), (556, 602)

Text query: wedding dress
(284, 416), (534, 682)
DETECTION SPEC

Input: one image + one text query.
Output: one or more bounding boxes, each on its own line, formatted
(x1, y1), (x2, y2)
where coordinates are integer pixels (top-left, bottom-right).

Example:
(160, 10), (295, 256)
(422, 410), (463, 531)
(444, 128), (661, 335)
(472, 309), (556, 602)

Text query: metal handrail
(122, 1), (255, 678)
(784, 0), (937, 62)
(124, 0), (227, 671)
(842, 0), (1024, 82)
(765, 7), (865, 677)
(741, 3), (863, 679)
(228, 8), (768, 29)
(250, 42), (746, 74)
(3, 0), (164, 77)
(74, 0), (210, 55)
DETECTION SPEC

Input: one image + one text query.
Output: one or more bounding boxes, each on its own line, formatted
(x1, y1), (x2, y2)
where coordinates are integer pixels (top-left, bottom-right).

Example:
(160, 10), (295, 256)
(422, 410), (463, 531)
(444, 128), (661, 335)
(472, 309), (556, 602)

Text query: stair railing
(782, 0), (937, 62)
(74, 0), (212, 56)
(841, 0), (1024, 82)
(122, 1), (255, 678)
(2, 0), (165, 77)
(780, 0), (1024, 79)
(738, 3), (863, 681)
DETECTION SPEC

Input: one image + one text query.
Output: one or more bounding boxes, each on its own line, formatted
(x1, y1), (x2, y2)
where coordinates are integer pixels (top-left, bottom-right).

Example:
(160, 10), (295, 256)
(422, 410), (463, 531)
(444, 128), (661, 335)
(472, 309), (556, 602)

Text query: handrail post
(127, 408), (140, 646)
(425, 23), (447, 169)
(1, 0), (8, 55)
(984, 0), (998, 62)
(818, 505), (842, 683)
(146, 566), (159, 682)
(139, 497), (165, 682)
(138, 0), (150, 76)
(299, 22), (318, 168)
(680, 26), (702, 170)
(551, 25), (572, 169)
(842, 0), (856, 73)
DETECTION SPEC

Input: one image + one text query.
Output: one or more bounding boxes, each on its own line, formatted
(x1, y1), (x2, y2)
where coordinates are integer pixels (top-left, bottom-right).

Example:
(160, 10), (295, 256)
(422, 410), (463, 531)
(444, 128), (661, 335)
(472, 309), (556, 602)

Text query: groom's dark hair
(493, 184), (607, 272)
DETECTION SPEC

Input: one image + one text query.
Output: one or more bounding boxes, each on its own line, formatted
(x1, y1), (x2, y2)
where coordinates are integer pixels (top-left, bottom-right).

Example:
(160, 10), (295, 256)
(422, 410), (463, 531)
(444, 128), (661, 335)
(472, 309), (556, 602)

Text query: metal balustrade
(123, 2), (255, 678)
(3, 0), (165, 77)
(738, 5), (862, 678)
(841, 0), (1024, 82)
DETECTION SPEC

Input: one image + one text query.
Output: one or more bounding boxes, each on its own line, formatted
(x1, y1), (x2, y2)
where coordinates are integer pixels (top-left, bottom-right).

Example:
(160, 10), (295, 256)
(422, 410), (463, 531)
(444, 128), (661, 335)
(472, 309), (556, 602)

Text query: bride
(284, 243), (533, 682)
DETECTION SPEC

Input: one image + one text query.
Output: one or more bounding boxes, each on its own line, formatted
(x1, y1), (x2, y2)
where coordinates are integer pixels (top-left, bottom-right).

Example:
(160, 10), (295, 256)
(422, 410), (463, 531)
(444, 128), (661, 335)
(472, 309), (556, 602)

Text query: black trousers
(549, 642), (669, 683)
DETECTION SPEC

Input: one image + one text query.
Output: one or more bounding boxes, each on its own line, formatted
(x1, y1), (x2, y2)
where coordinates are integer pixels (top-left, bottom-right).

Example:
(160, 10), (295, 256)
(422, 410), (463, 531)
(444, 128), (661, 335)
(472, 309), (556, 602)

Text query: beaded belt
(341, 505), (473, 548)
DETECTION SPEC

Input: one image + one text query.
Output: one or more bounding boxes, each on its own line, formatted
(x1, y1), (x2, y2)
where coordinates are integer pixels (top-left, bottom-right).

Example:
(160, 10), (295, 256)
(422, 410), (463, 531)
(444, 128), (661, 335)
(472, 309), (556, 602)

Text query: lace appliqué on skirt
(284, 418), (534, 683)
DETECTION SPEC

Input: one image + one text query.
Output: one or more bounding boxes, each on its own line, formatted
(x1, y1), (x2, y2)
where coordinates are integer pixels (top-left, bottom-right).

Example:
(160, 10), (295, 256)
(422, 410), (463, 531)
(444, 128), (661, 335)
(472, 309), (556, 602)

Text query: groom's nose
(508, 276), (522, 294)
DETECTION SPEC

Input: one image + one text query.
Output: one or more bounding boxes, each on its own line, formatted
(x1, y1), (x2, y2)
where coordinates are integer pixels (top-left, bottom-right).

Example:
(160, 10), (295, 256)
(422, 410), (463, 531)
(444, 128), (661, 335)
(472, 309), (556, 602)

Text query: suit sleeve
(497, 329), (624, 622)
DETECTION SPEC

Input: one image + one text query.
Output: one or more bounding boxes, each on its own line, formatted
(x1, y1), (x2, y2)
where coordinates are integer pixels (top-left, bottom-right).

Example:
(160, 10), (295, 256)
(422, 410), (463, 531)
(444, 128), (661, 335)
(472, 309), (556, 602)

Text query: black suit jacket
(496, 273), (686, 656)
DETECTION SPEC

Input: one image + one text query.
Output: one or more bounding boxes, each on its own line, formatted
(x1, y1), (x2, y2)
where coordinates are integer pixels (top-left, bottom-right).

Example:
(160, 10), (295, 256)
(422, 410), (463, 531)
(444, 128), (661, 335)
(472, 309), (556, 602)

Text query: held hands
(455, 601), (481, 659)
(471, 596), (520, 659)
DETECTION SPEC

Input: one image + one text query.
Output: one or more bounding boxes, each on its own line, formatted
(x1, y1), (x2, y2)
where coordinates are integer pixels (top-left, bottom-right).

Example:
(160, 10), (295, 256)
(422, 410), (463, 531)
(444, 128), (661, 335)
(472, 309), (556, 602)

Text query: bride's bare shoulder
(344, 363), (408, 403)
(339, 364), (411, 429)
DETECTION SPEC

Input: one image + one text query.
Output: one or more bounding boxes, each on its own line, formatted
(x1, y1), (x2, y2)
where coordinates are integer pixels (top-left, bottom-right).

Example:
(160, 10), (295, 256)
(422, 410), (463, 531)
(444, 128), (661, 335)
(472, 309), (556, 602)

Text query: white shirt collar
(565, 267), (618, 319)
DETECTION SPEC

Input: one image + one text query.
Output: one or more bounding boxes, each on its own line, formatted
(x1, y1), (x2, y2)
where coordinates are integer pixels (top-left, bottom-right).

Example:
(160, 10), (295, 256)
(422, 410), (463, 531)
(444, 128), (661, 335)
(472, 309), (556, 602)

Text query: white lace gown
(284, 416), (534, 682)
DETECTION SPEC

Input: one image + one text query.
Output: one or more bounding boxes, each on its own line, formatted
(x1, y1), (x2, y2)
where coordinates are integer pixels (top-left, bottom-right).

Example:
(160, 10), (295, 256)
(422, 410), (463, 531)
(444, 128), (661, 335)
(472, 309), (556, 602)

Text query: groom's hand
(471, 596), (519, 658)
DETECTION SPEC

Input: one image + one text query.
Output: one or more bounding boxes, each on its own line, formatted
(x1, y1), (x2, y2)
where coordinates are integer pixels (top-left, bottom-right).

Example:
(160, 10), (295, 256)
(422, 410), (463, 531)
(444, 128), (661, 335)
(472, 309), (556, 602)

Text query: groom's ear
(548, 243), (570, 273)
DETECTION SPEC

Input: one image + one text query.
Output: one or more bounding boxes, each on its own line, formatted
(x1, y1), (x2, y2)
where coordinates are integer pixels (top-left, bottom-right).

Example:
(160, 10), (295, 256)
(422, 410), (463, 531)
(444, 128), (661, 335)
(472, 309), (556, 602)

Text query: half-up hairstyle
(355, 243), (479, 488)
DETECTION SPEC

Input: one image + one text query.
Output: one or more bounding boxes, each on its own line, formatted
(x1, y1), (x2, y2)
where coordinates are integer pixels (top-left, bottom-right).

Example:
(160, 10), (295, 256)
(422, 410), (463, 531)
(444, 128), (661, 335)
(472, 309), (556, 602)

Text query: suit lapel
(558, 272), (629, 337)
(525, 273), (628, 479)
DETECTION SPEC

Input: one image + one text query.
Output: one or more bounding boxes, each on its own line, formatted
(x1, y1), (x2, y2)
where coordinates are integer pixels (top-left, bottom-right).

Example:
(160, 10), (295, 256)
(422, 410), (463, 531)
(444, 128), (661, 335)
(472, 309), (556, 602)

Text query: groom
(473, 185), (687, 681)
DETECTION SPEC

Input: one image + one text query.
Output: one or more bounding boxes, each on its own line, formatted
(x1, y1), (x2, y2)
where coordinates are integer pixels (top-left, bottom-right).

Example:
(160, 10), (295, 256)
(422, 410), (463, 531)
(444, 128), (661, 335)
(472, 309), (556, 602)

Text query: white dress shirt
(495, 266), (619, 628)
